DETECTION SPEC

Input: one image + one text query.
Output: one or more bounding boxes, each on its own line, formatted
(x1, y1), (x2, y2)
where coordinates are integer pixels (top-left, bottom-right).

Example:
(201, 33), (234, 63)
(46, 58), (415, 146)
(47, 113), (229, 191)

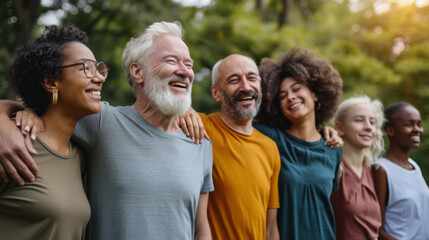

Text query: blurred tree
(1, 0), (42, 99)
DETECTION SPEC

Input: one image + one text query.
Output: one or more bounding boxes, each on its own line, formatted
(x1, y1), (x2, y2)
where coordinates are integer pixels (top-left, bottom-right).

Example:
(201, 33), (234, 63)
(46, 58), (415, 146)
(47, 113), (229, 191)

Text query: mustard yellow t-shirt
(200, 113), (280, 240)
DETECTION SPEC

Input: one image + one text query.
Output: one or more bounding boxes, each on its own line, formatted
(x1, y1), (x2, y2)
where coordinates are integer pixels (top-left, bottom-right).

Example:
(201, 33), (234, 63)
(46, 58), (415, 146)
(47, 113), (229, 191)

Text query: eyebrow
(163, 54), (194, 64)
(279, 82), (301, 93)
(226, 71), (258, 81)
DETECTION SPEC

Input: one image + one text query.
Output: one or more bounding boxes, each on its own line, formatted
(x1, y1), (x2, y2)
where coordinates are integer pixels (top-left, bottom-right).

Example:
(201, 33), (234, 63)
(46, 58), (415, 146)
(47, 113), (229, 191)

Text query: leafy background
(1, 0), (428, 183)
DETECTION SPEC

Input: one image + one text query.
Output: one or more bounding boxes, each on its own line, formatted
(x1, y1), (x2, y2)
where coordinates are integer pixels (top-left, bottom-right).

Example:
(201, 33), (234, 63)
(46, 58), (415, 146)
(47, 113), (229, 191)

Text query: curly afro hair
(10, 25), (88, 115)
(256, 47), (343, 130)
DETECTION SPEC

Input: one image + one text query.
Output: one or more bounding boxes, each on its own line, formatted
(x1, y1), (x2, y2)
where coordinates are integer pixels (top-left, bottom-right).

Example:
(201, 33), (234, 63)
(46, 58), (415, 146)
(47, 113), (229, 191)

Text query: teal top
(253, 122), (342, 240)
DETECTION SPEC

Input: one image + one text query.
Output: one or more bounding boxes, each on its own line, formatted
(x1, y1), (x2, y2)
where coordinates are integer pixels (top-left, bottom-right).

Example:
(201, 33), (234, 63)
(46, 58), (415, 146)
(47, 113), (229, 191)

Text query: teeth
(290, 103), (302, 110)
(171, 82), (186, 88)
(88, 91), (101, 96)
(239, 96), (253, 101)
(410, 135), (421, 141)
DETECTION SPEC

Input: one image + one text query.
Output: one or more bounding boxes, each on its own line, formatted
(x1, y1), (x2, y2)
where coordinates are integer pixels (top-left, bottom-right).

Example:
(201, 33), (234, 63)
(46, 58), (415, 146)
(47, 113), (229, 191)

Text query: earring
(316, 101), (321, 110)
(52, 89), (58, 105)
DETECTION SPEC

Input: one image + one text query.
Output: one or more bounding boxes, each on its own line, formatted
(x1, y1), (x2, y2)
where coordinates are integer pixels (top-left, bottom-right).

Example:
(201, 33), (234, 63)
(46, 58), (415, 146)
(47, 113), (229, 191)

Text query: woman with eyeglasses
(0, 25), (107, 240)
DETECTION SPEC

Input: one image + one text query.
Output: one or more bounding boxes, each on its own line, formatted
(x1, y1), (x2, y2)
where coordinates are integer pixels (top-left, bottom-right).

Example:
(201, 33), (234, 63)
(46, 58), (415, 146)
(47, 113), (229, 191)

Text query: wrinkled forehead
(149, 33), (191, 59)
(219, 55), (259, 77)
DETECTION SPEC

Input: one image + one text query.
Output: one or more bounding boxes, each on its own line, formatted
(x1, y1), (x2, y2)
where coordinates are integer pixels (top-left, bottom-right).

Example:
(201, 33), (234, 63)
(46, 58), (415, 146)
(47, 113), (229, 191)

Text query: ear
(129, 62), (146, 85)
(334, 121), (344, 137)
(386, 126), (395, 137)
(312, 92), (318, 102)
(211, 85), (221, 103)
(42, 75), (58, 93)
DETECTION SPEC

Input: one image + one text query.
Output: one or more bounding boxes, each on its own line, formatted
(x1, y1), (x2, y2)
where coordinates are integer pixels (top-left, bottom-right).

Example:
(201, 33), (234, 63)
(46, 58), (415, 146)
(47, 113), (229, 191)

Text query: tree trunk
(278, 0), (291, 28)
(5, 0), (41, 100)
(255, 0), (265, 18)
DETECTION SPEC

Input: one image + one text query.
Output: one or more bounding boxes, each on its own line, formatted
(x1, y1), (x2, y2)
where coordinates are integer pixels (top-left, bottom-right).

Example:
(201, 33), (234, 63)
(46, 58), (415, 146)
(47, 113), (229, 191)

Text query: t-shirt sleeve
(201, 140), (214, 193)
(197, 112), (213, 138)
(72, 101), (106, 150)
(268, 146), (281, 209)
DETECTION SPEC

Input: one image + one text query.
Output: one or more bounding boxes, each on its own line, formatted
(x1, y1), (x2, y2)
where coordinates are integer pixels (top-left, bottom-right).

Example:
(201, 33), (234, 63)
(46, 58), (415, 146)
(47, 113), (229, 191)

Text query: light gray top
(378, 157), (429, 240)
(73, 101), (214, 240)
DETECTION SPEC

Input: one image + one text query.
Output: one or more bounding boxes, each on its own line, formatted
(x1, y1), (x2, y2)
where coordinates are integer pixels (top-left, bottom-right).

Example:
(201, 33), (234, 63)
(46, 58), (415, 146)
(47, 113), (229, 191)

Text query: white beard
(144, 70), (192, 116)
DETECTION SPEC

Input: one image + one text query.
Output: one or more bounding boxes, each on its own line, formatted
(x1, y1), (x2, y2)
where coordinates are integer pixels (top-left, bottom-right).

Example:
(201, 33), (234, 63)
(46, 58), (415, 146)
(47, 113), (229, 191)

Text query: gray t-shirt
(73, 101), (214, 240)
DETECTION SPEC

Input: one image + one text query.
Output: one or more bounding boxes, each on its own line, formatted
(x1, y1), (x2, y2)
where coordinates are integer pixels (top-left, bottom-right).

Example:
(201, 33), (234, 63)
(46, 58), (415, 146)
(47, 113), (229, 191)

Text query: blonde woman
(330, 96), (384, 240)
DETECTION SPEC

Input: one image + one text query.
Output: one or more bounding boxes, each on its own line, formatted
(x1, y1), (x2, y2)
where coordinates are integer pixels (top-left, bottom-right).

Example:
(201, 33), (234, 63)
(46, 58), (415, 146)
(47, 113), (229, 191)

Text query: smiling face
(56, 41), (105, 117)
(278, 77), (317, 123)
(337, 103), (377, 150)
(387, 105), (424, 149)
(144, 33), (194, 116)
(212, 54), (262, 120)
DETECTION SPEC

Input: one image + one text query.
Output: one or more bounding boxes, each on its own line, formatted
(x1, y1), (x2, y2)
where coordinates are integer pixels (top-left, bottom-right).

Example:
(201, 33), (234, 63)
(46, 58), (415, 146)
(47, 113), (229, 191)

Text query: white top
(378, 157), (429, 240)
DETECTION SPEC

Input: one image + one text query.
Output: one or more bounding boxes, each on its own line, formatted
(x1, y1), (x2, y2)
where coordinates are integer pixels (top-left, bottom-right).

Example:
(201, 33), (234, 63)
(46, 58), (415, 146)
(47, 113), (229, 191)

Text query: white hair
(122, 21), (184, 95)
(211, 59), (222, 86)
(333, 95), (385, 166)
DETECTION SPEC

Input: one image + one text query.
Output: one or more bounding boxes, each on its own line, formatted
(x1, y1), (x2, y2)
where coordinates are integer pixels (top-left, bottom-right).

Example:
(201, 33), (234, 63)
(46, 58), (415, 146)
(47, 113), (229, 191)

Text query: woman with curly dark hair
(254, 48), (343, 240)
(0, 25), (108, 239)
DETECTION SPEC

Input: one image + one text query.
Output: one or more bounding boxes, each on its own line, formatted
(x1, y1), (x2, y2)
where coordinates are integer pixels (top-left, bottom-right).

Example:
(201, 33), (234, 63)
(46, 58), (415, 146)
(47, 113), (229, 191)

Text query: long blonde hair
(333, 95), (385, 166)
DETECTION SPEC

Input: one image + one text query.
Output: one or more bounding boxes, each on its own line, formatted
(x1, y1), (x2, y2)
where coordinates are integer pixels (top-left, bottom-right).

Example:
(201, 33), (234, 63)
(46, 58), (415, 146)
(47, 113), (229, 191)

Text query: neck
(39, 106), (78, 155)
(342, 142), (366, 169)
(219, 111), (253, 135)
(384, 144), (410, 164)
(133, 96), (180, 133)
(285, 119), (321, 141)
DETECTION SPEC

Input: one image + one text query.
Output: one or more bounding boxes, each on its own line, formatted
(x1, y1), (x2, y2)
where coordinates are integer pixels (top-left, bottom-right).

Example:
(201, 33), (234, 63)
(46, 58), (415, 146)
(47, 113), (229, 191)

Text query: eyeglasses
(61, 59), (109, 78)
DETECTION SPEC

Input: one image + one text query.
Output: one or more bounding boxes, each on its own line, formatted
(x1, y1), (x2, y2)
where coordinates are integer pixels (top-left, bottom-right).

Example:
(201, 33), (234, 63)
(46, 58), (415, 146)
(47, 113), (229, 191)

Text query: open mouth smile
(289, 102), (302, 110)
(169, 81), (188, 88)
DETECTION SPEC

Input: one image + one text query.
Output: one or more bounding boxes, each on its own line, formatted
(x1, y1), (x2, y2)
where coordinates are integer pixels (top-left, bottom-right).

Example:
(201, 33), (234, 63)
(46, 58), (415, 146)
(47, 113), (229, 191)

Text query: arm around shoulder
(0, 108), (38, 185)
(0, 100), (24, 116)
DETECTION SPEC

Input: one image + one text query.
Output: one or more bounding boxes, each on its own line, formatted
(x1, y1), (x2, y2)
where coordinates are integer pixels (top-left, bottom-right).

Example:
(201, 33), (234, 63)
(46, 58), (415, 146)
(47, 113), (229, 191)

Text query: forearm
(0, 100), (24, 117)
(195, 192), (211, 240)
(266, 208), (279, 240)
(195, 229), (211, 240)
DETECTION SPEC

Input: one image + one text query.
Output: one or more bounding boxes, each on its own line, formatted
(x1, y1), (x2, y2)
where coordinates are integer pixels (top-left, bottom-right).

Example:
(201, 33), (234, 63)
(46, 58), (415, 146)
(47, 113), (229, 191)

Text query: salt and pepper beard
(220, 89), (262, 119)
(144, 69), (192, 116)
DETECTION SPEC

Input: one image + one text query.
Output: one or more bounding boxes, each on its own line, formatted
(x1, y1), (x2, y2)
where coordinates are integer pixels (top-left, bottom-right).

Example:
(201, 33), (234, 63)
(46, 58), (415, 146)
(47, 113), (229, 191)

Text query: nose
(363, 119), (373, 130)
(413, 123), (424, 133)
(239, 77), (252, 91)
(176, 62), (194, 83)
(94, 70), (106, 84)
(286, 91), (296, 101)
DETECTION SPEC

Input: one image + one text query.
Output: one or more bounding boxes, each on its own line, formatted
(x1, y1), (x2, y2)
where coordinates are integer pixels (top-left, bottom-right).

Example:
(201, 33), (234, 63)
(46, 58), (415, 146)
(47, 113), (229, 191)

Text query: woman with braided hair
(254, 48), (343, 240)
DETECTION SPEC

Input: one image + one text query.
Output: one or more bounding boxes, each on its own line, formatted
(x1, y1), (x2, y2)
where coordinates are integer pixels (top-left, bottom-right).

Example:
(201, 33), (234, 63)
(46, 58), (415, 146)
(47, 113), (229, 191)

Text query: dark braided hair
(256, 47), (343, 130)
(10, 25), (88, 115)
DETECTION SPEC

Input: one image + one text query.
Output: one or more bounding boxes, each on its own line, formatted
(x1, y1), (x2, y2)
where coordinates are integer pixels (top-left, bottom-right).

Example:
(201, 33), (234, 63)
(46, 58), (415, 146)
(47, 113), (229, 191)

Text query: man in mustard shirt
(180, 54), (281, 239)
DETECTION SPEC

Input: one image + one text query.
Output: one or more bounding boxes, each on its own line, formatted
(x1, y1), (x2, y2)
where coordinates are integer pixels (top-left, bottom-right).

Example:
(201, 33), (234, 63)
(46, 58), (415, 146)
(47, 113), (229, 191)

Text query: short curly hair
(10, 25), (88, 115)
(256, 48), (343, 130)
